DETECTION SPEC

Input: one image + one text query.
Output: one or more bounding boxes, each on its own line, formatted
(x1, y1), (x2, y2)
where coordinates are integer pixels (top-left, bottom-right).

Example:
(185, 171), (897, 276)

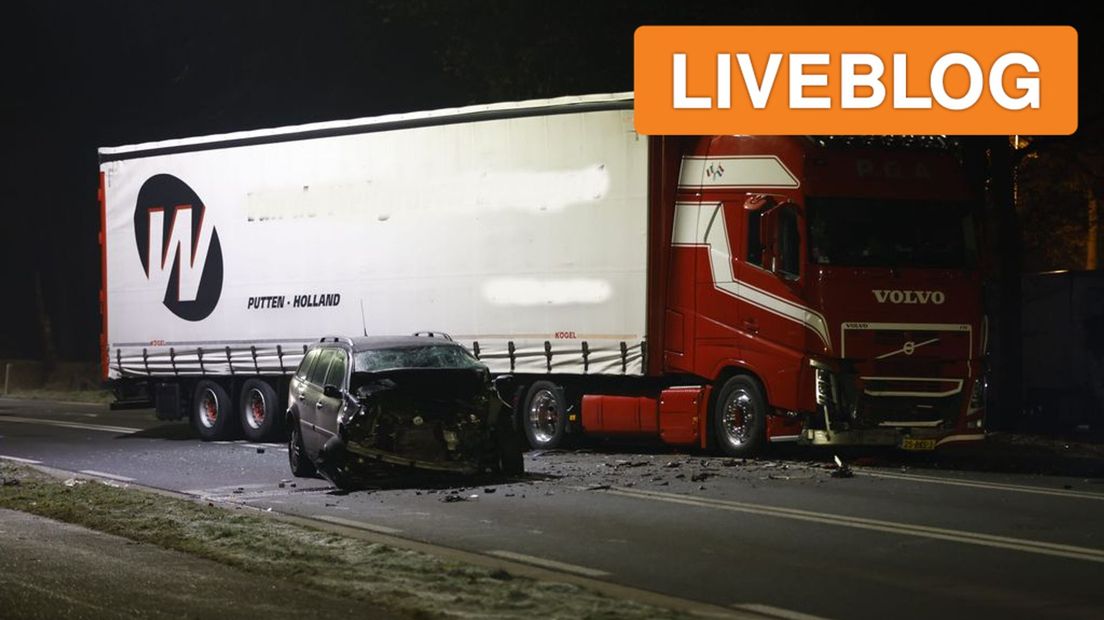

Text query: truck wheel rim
(198, 389), (219, 429)
(528, 389), (560, 444)
(721, 388), (755, 447)
(246, 389), (266, 430)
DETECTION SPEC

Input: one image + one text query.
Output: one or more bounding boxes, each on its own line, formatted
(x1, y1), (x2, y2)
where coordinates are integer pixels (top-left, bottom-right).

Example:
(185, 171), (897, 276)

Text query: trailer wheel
(192, 380), (237, 441)
(712, 375), (766, 457)
(240, 379), (280, 442)
(522, 381), (566, 450)
(288, 417), (317, 478)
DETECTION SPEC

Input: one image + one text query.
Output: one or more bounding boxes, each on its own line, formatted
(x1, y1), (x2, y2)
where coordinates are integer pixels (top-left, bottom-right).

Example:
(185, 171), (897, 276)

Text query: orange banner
(634, 26), (1077, 135)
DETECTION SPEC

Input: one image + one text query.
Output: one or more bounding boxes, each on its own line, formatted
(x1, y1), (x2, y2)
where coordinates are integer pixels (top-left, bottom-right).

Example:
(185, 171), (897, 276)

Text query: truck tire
(712, 375), (766, 457)
(240, 379), (280, 442)
(522, 381), (566, 450)
(192, 380), (237, 441)
(288, 417), (317, 478)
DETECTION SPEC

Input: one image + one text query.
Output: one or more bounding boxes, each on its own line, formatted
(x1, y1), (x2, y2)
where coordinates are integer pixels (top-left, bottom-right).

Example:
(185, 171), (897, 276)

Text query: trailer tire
(192, 380), (237, 441)
(288, 417), (317, 478)
(240, 379), (280, 442)
(522, 381), (567, 450)
(712, 375), (767, 457)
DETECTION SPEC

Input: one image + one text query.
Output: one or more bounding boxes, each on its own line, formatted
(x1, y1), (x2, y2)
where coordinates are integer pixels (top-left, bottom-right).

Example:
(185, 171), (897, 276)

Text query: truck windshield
(354, 345), (483, 373)
(807, 198), (976, 268)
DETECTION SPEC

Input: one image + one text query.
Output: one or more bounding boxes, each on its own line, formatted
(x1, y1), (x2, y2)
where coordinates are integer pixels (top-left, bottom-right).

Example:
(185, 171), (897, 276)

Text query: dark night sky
(1, 1), (1099, 362)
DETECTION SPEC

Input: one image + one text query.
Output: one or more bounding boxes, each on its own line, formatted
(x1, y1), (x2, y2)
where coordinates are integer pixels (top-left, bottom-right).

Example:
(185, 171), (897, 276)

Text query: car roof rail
(412, 331), (454, 341)
(318, 336), (355, 345)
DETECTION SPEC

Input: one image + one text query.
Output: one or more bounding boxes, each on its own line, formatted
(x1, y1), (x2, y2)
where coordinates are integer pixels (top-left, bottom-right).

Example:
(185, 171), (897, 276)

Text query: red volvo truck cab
(635, 134), (986, 455)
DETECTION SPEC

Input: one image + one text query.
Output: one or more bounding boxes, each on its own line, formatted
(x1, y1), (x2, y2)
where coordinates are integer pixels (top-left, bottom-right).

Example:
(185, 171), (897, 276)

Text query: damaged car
(286, 335), (524, 489)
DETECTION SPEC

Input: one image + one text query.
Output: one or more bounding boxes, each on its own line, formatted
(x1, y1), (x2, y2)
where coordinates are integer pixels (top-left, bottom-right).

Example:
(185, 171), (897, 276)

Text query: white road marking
(604, 486), (1104, 564)
(486, 550), (611, 577)
(79, 470), (136, 483)
(311, 515), (403, 535)
(856, 469), (1104, 501)
(0, 455), (42, 464)
(0, 415), (141, 434)
(732, 603), (833, 620)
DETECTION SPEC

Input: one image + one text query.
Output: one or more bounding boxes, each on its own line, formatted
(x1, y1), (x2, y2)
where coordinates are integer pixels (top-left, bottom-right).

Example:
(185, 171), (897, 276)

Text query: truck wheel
(288, 418), (317, 478)
(522, 381), (566, 450)
(192, 380), (237, 441)
(240, 379), (280, 442)
(712, 375), (766, 457)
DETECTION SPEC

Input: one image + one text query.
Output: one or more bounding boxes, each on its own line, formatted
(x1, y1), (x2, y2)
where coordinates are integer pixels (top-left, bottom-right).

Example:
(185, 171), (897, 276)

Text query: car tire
(240, 379), (281, 442)
(522, 381), (567, 450)
(192, 380), (237, 441)
(288, 417), (317, 478)
(712, 375), (767, 457)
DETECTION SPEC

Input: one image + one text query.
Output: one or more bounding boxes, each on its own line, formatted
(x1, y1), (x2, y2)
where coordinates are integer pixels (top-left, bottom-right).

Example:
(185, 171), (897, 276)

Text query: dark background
(0, 1), (1099, 365)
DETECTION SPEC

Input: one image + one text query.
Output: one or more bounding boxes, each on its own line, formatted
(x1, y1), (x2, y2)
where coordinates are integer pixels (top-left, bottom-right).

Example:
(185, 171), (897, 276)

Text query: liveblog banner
(633, 26), (1077, 136)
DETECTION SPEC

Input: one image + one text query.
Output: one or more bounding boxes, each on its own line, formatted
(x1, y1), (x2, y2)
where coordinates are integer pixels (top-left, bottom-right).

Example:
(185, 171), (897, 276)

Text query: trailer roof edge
(98, 92), (635, 164)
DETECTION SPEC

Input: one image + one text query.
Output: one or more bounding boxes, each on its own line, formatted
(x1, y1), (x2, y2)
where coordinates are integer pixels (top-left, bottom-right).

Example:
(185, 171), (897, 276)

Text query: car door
(291, 348), (321, 432)
(300, 347), (337, 454)
(315, 348), (349, 443)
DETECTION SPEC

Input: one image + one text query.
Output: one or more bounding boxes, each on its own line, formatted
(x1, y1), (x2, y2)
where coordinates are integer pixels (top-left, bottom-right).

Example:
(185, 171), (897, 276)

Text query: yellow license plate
(901, 437), (937, 451)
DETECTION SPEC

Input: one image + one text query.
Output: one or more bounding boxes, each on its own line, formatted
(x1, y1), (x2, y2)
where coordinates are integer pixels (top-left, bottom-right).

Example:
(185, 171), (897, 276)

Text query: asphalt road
(2, 397), (1103, 620)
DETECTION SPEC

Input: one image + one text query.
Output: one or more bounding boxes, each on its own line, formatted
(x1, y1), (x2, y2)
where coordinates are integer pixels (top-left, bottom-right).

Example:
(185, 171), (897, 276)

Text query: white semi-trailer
(100, 93), (986, 455)
(100, 94), (648, 442)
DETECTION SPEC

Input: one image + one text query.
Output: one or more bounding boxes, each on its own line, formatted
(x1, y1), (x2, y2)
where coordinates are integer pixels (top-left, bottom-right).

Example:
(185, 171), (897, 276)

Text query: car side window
(323, 351), (348, 389)
(307, 349), (335, 387)
(296, 349), (320, 381)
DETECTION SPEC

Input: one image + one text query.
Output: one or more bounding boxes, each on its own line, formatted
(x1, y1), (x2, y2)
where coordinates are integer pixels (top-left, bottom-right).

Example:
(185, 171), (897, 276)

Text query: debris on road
(256, 447), (265, 454)
(690, 472), (711, 482)
(831, 455), (854, 478)
(585, 484), (612, 491)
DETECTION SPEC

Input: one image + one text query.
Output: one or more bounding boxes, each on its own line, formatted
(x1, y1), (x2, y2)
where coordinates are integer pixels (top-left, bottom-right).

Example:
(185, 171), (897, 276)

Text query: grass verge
(0, 464), (688, 620)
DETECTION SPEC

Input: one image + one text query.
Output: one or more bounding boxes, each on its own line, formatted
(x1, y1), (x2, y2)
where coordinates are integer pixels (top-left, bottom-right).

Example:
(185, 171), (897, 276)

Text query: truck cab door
(735, 199), (809, 358)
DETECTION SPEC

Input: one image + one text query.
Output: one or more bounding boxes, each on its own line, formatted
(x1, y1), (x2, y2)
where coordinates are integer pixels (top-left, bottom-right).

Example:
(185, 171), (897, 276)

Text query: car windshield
(806, 197), (976, 268)
(353, 345), (483, 372)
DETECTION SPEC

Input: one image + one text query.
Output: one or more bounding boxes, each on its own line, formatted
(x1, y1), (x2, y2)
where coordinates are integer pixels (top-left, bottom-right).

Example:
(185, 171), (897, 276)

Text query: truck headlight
(815, 367), (833, 406)
(968, 376), (987, 414)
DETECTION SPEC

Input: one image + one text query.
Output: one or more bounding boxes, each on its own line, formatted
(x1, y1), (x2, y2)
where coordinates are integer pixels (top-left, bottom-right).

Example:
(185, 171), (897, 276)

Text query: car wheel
(240, 379), (281, 442)
(522, 381), (566, 450)
(192, 380), (237, 441)
(712, 375), (767, 457)
(288, 418), (317, 478)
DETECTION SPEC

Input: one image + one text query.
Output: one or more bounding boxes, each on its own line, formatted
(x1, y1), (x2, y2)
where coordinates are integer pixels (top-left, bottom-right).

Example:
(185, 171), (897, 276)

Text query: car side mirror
(323, 384), (342, 399)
